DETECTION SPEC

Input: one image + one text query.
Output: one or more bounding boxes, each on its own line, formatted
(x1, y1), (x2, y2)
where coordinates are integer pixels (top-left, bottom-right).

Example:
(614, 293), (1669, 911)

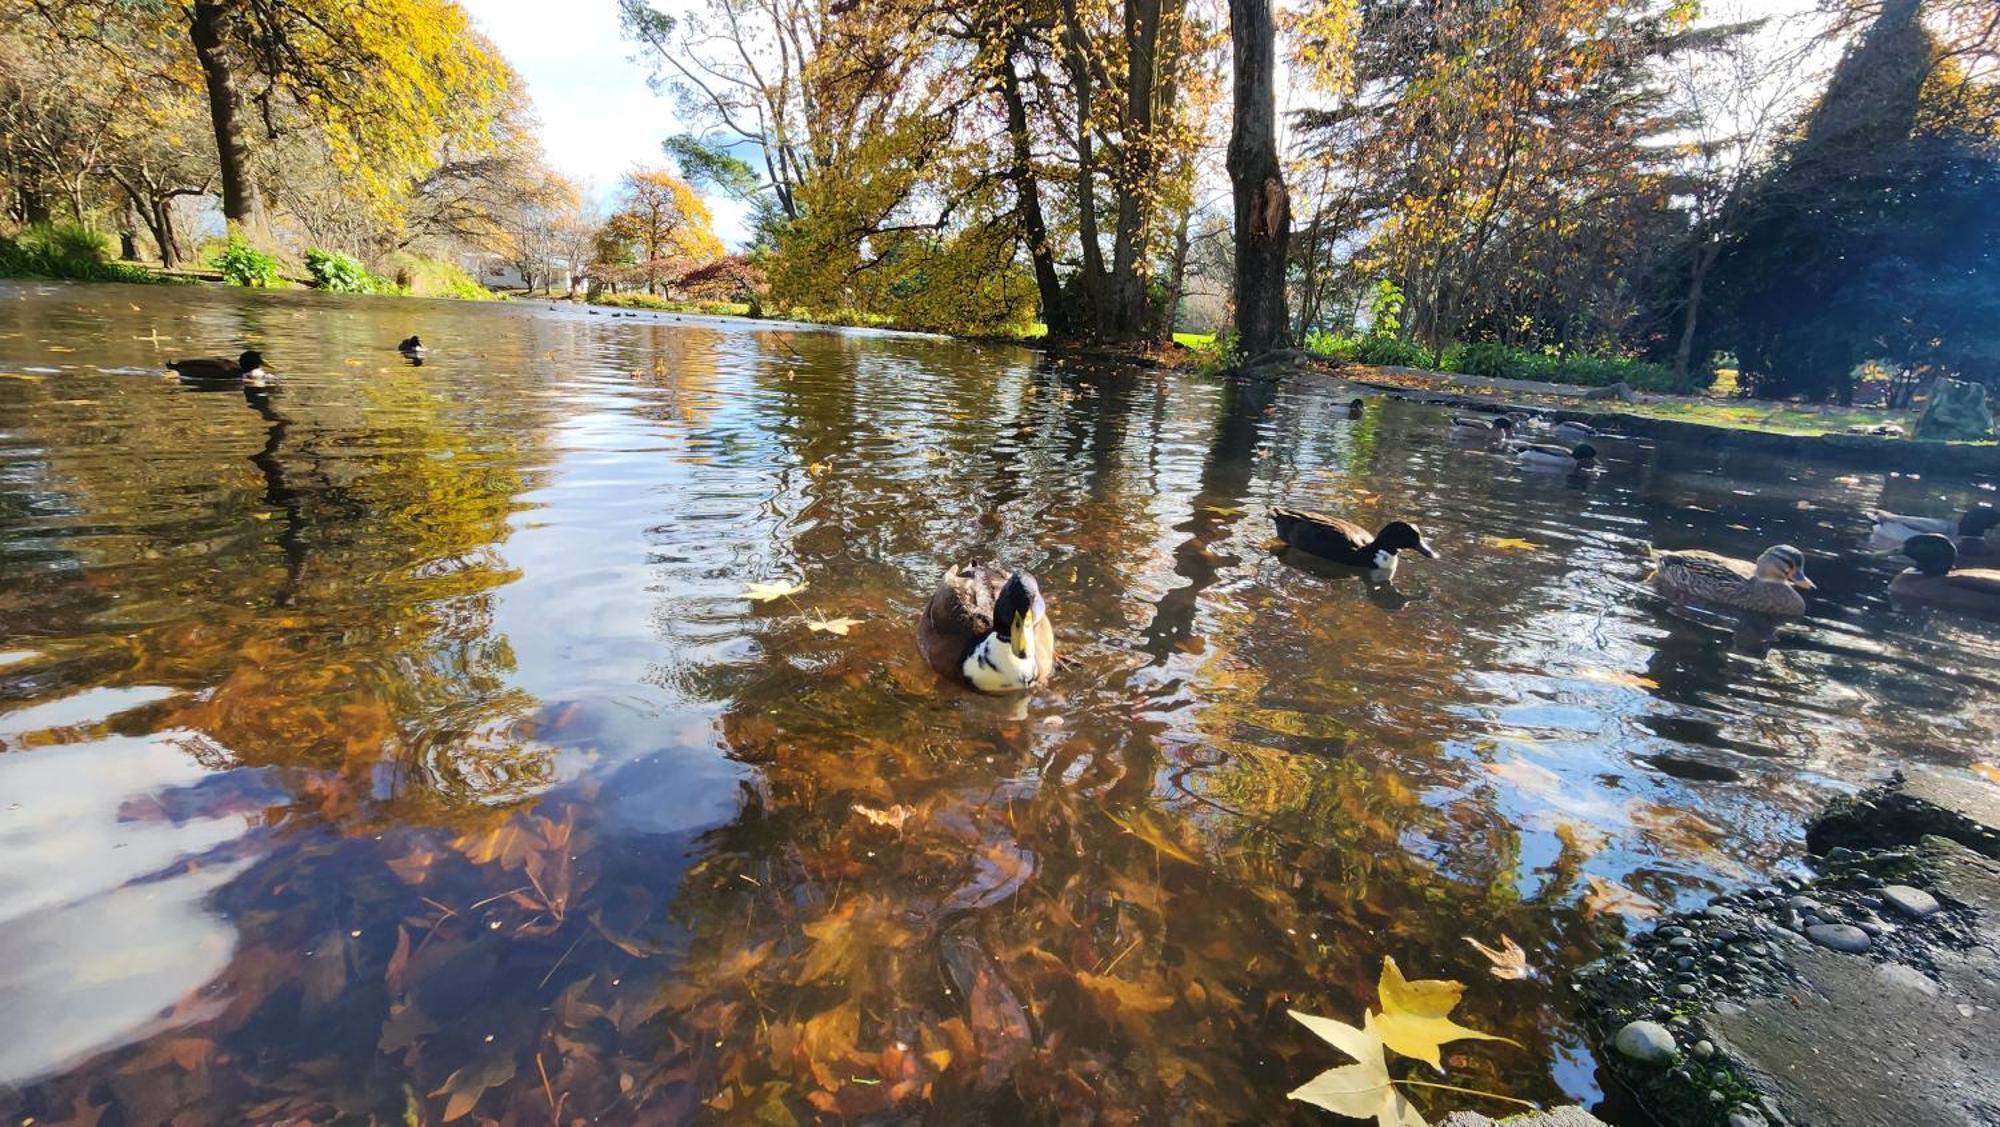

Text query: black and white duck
(168, 350), (267, 387)
(1270, 509), (1439, 577)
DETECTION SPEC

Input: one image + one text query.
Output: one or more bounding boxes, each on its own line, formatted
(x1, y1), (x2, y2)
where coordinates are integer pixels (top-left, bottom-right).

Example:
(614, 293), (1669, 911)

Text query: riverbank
(1579, 767), (2000, 1127)
(1334, 363), (1998, 474)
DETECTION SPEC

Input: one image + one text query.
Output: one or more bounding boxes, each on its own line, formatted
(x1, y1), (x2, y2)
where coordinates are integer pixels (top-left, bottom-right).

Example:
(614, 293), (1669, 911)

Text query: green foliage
(1436, 339), (1677, 391)
(0, 224), (170, 284)
(303, 248), (400, 295)
(381, 254), (502, 301)
(1191, 330), (1240, 377)
(1302, 329), (1358, 361)
(1353, 335), (1433, 368)
(591, 292), (750, 316)
(1366, 279), (1405, 338)
(212, 235), (286, 288)
(664, 135), (760, 200)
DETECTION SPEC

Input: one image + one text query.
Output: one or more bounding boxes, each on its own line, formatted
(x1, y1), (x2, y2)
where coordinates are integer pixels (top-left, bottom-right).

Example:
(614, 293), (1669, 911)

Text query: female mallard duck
(1450, 414), (1515, 438)
(917, 564), (1055, 693)
(1552, 419), (1596, 439)
(168, 350), (266, 386)
(1270, 508), (1438, 577)
(1887, 534), (2000, 617)
(1869, 506), (1997, 549)
(1516, 442), (1597, 470)
(1646, 544), (1814, 616)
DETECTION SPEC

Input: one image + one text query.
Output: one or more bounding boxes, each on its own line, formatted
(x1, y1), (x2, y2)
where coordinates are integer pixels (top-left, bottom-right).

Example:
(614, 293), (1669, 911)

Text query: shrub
(304, 247), (399, 294)
(1303, 329), (1358, 361)
(1353, 334), (1434, 368)
(1435, 339), (1676, 392)
(381, 254), (502, 301)
(212, 234), (285, 287)
(0, 223), (169, 284)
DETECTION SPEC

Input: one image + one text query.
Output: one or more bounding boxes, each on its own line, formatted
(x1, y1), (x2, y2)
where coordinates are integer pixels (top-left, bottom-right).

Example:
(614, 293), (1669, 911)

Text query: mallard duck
(916, 564), (1055, 693)
(1889, 534), (2000, 617)
(1516, 442), (1597, 470)
(1868, 506), (1997, 547)
(1450, 414), (1515, 438)
(168, 350), (266, 386)
(1270, 509), (1438, 577)
(1646, 544), (1814, 616)
(1552, 419), (1596, 439)
(398, 335), (426, 355)
(1347, 398), (1365, 419)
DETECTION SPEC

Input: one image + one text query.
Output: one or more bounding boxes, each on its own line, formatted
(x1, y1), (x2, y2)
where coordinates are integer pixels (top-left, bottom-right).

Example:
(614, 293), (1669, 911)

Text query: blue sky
(462, 0), (753, 247)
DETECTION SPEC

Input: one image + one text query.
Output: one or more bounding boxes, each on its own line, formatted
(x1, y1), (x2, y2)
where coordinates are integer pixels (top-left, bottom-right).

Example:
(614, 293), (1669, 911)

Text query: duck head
(1754, 544), (1814, 588)
(1371, 521), (1439, 560)
(238, 350), (265, 373)
(1571, 442), (1598, 468)
(1901, 533), (1956, 577)
(1348, 398), (1364, 417)
(992, 571), (1045, 660)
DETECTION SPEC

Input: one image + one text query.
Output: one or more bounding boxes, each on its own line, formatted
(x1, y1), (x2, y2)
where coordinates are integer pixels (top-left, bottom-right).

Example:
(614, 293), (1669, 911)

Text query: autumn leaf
(1577, 668), (1658, 690)
(852, 803), (914, 830)
(1463, 935), (1532, 981)
(1287, 1010), (1428, 1127)
(1484, 536), (1541, 551)
(807, 614), (861, 636)
(742, 579), (807, 602)
(1373, 956), (1515, 1069)
(432, 1052), (516, 1121)
(1583, 873), (1661, 920)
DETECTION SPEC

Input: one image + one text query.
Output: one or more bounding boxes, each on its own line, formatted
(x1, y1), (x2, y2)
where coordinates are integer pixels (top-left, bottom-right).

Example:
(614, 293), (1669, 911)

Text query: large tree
(598, 168), (724, 294)
(1227, 0), (1289, 356)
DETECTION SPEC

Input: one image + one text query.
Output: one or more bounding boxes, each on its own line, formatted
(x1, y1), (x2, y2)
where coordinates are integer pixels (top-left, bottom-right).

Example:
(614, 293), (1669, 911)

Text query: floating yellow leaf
(1484, 536), (1541, 551)
(807, 460), (831, 476)
(1374, 956), (1514, 1069)
(1463, 935), (1532, 981)
(1287, 1010), (1428, 1127)
(1973, 762), (2000, 785)
(806, 614), (860, 636)
(742, 579), (806, 602)
(1583, 873), (1661, 920)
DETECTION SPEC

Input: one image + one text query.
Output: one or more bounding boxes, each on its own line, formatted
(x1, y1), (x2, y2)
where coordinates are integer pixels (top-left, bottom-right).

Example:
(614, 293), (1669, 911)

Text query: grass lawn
(1618, 399), (1902, 437)
(1172, 332), (1216, 349)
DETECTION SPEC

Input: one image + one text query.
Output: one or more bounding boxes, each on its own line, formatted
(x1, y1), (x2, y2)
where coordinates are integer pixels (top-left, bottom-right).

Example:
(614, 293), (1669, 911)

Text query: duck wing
(1271, 507), (1371, 555)
(1650, 549), (1754, 587)
(1943, 568), (2000, 598)
(916, 563), (1006, 677)
(1870, 510), (1952, 537)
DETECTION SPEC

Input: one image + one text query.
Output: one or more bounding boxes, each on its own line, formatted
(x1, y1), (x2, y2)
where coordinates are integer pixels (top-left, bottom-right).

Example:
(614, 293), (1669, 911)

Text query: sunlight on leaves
(1375, 956), (1515, 1069)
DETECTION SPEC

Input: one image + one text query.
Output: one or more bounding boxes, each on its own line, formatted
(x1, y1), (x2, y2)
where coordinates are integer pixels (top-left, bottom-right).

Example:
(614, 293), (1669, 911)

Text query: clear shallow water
(0, 280), (1995, 1123)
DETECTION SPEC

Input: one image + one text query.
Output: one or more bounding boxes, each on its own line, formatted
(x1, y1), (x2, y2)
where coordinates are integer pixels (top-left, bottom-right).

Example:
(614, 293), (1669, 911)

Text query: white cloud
(462, 0), (752, 248)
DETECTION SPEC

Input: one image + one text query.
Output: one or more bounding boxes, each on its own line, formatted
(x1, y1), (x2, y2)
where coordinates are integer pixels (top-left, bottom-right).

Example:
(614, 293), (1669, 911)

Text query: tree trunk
(189, 0), (263, 229)
(1672, 240), (1719, 391)
(1156, 205), (1190, 340)
(1059, 0), (1106, 335)
(1227, 0), (1289, 357)
(155, 199), (181, 268)
(1107, 0), (1161, 341)
(999, 42), (1068, 338)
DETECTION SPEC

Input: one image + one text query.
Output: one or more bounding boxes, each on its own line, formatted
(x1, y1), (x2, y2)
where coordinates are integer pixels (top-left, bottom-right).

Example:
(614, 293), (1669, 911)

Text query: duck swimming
(1516, 441), (1597, 470)
(1347, 398), (1365, 419)
(1887, 534), (2000, 618)
(1868, 506), (1997, 550)
(916, 565), (1055, 693)
(1646, 543), (1814, 616)
(1552, 419), (1597, 439)
(398, 335), (427, 355)
(1450, 414), (1515, 438)
(168, 350), (267, 387)
(1270, 509), (1438, 577)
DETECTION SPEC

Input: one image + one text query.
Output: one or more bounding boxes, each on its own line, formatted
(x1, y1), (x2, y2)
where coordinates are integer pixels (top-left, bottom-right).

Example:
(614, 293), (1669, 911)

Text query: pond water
(1, 281), (1996, 1123)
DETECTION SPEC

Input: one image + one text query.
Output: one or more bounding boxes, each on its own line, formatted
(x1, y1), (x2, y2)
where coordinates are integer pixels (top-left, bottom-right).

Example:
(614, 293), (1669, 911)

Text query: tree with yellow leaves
(596, 168), (724, 295)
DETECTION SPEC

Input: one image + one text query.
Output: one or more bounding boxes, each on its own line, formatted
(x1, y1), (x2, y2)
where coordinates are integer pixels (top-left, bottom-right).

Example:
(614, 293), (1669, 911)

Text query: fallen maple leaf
(1287, 1010), (1428, 1127)
(742, 579), (807, 602)
(1463, 935), (1532, 981)
(1583, 873), (1661, 920)
(807, 614), (861, 636)
(1374, 956), (1515, 1069)
(1577, 668), (1659, 690)
(1484, 536), (1541, 551)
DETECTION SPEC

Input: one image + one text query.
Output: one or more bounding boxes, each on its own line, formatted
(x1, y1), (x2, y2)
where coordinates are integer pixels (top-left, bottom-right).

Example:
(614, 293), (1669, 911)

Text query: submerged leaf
(852, 803), (914, 830)
(1374, 956), (1514, 1069)
(743, 579), (807, 602)
(806, 615), (861, 636)
(1583, 873), (1661, 920)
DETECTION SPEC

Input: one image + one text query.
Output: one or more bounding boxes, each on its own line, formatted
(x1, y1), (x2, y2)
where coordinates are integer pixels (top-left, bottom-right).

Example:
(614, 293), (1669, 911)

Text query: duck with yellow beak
(917, 564), (1056, 693)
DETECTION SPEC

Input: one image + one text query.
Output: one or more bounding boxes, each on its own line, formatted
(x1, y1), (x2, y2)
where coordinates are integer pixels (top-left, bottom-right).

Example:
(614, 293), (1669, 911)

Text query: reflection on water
(1, 280), (1996, 1121)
